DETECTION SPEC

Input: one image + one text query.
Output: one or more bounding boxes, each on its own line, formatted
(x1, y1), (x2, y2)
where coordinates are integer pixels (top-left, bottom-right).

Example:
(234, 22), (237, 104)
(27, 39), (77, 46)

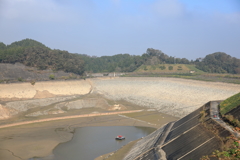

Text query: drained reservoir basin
(49, 126), (155, 160)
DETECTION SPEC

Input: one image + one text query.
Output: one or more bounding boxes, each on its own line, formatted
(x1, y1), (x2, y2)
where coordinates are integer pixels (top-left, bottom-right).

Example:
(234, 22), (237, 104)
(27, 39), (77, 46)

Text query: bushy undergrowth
(220, 92), (240, 115)
(201, 135), (240, 160)
(224, 115), (240, 128)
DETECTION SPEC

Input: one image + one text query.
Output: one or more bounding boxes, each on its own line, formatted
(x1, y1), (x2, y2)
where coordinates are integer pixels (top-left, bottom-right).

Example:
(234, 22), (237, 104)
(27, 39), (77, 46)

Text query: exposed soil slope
(0, 63), (76, 82)
(0, 80), (91, 100)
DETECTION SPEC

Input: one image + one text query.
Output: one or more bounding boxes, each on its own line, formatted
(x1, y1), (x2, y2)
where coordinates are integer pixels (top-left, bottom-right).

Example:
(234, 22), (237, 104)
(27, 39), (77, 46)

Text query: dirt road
(0, 110), (142, 129)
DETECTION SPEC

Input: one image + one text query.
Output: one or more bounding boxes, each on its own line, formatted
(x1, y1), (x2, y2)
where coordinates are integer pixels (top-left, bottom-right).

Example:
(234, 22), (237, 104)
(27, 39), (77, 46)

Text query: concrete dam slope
(123, 101), (233, 160)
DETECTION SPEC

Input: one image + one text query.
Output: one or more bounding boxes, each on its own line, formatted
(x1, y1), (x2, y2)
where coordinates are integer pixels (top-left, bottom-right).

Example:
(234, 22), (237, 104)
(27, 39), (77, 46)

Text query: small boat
(115, 135), (125, 140)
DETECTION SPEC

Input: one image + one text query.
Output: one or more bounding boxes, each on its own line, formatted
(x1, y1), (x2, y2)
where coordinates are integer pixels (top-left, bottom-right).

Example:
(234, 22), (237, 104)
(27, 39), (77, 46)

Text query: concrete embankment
(122, 101), (234, 160)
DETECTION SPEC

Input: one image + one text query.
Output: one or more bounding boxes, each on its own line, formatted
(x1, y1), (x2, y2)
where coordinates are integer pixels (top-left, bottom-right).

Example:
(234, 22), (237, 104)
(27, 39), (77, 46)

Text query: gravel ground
(91, 77), (240, 117)
(1, 96), (77, 118)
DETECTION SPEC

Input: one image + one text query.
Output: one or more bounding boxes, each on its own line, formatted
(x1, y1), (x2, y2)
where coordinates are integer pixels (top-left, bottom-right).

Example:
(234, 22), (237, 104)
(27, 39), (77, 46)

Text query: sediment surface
(0, 80), (91, 100)
(0, 77), (239, 159)
(91, 77), (240, 117)
(1, 77), (239, 119)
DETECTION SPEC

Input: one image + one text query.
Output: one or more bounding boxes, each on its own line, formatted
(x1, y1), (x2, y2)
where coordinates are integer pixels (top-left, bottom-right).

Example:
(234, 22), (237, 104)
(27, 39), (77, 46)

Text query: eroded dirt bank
(0, 80), (91, 100)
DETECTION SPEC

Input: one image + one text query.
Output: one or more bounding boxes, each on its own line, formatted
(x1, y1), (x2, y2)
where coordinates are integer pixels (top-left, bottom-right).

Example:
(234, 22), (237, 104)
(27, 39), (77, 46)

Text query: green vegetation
(224, 114), (240, 128)
(159, 65), (166, 70)
(151, 65), (156, 70)
(220, 92), (240, 114)
(0, 42), (6, 49)
(79, 53), (144, 73)
(30, 80), (36, 85)
(185, 64), (205, 73)
(1, 39), (240, 77)
(196, 52), (240, 74)
(18, 77), (23, 82)
(49, 74), (55, 80)
(136, 64), (194, 73)
(0, 39), (85, 75)
(124, 72), (240, 84)
(177, 66), (182, 70)
(143, 65), (148, 71)
(78, 48), (194, 73)
(202, 136), (240, 160)
(199, 110), (207, 123)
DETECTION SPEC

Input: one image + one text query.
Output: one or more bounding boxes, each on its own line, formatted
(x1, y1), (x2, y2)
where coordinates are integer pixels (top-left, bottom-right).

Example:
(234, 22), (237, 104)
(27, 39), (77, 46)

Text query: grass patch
(123, 72), (240, 84)
(185, 64), (205, 73)
(135, 64), (191, 73)
(220, 92), (240, 115)
(159, 65), (166, 70)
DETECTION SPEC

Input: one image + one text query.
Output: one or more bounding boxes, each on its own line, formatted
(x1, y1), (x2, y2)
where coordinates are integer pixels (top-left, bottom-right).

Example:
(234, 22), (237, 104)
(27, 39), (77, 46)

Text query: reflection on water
(36, 126), (155, 160)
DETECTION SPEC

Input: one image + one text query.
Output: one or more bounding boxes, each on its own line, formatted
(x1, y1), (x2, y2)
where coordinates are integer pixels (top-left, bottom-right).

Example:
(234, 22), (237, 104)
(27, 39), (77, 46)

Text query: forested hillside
(1, 39), (240, 75)
(0, 39), (85, 75)
(79, 54), (143, 73)
(79, 48), (191, 73)
(196, 52), (240, 74)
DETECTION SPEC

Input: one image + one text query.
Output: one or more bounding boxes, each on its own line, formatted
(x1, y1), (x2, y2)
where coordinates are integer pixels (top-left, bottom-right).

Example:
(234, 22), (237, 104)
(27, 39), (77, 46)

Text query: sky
(0, 0), (240, 60)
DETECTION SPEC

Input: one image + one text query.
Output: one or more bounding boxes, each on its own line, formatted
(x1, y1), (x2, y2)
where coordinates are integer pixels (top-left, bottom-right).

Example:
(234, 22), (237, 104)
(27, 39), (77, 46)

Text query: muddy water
(50, 126), (155, 160)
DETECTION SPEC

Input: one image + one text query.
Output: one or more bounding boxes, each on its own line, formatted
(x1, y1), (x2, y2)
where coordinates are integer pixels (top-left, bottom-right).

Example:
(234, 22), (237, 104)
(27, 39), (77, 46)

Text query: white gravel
(5, 96), (77, 115)
(91, 77), (240, 117)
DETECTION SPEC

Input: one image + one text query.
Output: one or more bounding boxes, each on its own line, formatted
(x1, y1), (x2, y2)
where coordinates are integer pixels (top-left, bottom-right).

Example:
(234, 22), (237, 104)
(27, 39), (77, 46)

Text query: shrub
(18, 77), (23, 82)
(143, 66), (148, 71)
(49, 74), (55, 80)
(159, 66), (166, 70)
(168, 66), (173, 70)
(30, 80), (36, 85)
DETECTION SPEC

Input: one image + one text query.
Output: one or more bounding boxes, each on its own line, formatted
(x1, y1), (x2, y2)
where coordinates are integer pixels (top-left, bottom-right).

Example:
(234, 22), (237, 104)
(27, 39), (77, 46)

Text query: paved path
(210, 101), (240, 138)
(0, 110), (142, 129)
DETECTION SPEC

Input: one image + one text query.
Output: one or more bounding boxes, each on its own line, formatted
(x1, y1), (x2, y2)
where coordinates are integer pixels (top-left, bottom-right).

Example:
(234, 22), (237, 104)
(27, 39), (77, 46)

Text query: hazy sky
(0, 0), (240, 60)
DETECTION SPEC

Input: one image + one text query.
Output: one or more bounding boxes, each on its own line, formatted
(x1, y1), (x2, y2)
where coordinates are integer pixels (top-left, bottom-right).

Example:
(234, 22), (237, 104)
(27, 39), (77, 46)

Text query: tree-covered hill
(79, 48), (192, 73)
(79, 54), (143, 73)
(196, 52), (240, 74)
(7, 38), (49, 49)
(1, 39), (239, 75)
(0, 39), (85, 75)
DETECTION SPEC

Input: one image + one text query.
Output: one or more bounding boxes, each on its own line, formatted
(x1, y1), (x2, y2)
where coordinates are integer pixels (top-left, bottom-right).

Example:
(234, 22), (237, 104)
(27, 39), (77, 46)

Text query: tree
(0, 42), (6, 49)
(146, 48), (163, 57)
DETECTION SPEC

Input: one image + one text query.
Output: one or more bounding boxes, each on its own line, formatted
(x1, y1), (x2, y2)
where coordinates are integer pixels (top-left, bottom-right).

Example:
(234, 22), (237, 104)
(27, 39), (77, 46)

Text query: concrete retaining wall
(123, 102), (233, 160)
